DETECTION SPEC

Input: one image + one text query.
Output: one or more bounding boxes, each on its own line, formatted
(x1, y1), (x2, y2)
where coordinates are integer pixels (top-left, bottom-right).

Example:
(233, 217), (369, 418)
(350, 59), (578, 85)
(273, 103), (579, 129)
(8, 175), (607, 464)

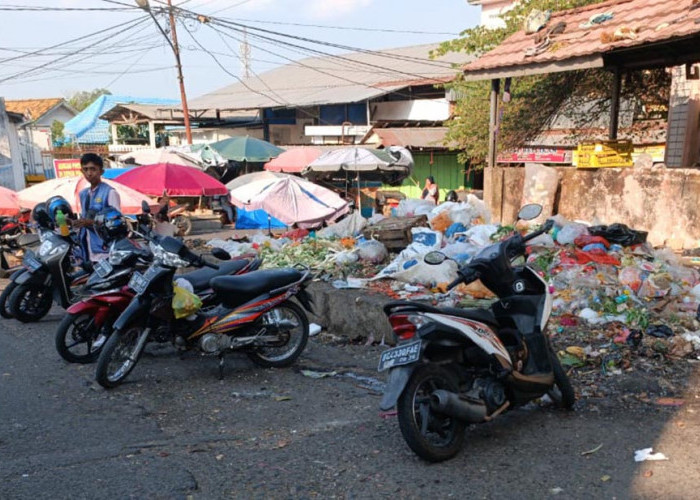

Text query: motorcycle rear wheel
(0, 281), (17, 319)
(8, 283), (53, 323)
(547, 348), (576, 410)
(246, 301), (309, 368)
(95, 324), (148, 388)
(397, 364), (466, 463)
(55, 312), (106, 364)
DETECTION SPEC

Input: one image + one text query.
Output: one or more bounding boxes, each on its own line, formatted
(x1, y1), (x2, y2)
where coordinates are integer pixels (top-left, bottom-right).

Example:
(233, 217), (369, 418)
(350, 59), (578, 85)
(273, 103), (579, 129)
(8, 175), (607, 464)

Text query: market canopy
(0, 186), (20, 216)
(116, 163), (228, 197)
(117, 148), (203, 169)
(303, 146), (413, 185)
(264, 147), (323, 174)
(17, 177), (154, 215)
(462, 0), (700, 81)
(228, 172), (349, 228)
(209, 136), (284, 163)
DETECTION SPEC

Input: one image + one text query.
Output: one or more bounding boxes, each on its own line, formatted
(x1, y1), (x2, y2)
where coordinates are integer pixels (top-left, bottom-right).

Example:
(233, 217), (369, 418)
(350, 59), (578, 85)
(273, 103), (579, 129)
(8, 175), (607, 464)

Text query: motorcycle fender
(68, 293), (129, 326)
(379, 365), (415, 411)
(113, 296), (150, 332)
(296, 288), (314, 314)
(14, 269), (49, 286)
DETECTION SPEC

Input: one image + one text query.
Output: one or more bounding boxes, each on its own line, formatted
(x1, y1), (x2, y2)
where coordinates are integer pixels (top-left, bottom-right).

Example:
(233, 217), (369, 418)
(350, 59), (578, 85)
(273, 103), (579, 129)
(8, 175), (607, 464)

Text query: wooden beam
(488, 78), (500, 169)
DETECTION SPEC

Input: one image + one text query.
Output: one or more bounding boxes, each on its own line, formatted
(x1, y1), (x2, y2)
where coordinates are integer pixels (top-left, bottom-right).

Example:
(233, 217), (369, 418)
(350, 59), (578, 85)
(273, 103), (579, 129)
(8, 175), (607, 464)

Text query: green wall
(385, 152), (470, 199)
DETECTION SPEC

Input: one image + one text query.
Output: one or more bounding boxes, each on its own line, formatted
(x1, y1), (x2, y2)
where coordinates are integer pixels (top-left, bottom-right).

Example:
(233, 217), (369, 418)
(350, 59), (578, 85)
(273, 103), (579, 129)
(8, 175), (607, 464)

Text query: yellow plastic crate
(574, 151), (634, 169)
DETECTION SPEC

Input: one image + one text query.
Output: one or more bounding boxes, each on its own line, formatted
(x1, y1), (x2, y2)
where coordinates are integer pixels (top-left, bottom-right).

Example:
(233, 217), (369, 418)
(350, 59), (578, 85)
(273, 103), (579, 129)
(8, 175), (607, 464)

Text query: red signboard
(498, 148), (572, 164)
(53, 159), (82, 178)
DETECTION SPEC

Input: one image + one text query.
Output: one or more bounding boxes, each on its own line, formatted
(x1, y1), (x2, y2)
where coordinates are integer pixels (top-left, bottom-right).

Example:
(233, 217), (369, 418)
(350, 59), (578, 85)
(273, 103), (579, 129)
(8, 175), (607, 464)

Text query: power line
(0, 5), (138, 11)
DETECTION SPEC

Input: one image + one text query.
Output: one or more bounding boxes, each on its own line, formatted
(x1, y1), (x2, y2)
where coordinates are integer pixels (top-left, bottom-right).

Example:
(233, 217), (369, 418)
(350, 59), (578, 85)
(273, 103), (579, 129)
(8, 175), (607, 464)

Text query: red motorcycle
(55, 253), (262, 364)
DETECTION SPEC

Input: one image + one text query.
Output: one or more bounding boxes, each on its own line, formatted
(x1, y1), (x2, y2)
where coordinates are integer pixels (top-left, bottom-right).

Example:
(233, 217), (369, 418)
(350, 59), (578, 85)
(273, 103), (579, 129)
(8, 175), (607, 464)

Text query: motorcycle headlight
(151, 243), (189, 267)
(38, 240), (69, 258)
(108, 250), (133, 266)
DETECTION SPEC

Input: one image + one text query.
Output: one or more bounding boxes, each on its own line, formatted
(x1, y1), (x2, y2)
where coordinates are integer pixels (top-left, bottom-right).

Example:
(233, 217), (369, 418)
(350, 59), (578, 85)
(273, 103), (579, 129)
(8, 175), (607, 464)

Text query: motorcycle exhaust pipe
(431, 390), (488, 423)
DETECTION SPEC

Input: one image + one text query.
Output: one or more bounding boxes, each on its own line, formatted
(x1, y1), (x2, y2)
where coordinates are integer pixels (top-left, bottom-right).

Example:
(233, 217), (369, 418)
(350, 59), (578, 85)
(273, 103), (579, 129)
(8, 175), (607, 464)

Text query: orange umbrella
(17, 177), (154, 215)
(0, 186), (20, 216)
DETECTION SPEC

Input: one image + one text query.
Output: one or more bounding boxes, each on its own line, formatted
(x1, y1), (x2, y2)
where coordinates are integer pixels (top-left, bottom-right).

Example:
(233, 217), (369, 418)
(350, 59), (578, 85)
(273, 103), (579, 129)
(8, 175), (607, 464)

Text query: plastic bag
(388, 258), (459, 286)
(619, 266), (643, 293)
(463, 224), (498, 247)
(588, 223), (648, 247)
(357, 240), (388, 264)
(317, 212), (367, 239)
(334, 250), (359, 266)
(411, 227), (443, 251)
(442, 241), (477, 264)
(445, 222), (467, 238)
(395, 199), (435, 217)
(430, 211), (453, 233)
(172, 285), (203, 319)
(556, 223), (589, 245)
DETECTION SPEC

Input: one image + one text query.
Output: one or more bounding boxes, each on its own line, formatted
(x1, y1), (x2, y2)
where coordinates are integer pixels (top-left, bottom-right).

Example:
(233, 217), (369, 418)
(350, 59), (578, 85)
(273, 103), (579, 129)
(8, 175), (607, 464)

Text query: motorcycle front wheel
(8, 283), (53, 323)
(0, 281), (17, 319)
(95, 324), (148, 388)
(55, 312), (107, 364)
(397, 364), (466, 463)
(246, 301), (309, 368)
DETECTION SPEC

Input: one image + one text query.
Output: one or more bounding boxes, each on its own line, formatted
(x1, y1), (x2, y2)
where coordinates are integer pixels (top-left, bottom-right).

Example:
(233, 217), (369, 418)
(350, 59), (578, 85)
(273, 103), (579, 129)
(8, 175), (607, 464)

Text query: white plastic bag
(461, 224), (498, 247)
(357, 240), (388, 264)
(317, 212), (367, 239)
(410, 227), (443, 252)
(556, 222), (589, 245)
(334, 250), (359, 266)
(389, 258), (459, 286)
(395, 199), (435, 217)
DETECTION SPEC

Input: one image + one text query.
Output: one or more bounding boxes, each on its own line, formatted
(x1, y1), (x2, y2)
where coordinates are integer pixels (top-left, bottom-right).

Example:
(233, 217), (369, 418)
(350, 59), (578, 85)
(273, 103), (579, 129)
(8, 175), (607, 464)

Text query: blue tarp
(235, 207), (286, 230)
(63, 95), (178, 144)
(102, 167), (134, 179)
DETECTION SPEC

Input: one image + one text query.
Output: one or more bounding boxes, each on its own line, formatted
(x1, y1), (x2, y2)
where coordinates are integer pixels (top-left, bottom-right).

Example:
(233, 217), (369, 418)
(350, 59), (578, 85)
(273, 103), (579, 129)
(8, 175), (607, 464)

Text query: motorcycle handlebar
(447, 269), (478, 291)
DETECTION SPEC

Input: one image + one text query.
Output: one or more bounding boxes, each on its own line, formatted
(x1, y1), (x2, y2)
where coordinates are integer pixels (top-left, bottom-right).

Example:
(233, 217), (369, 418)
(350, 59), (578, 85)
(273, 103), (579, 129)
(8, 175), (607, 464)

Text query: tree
(67, 88), (111, 112)
(50, 120), (65, 145)
(434, 0), (670, 165)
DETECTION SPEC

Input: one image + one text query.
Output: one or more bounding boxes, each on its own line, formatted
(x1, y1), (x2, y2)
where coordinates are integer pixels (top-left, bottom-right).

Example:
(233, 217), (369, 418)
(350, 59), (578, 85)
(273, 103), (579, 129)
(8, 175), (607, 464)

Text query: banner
(498, 148), (572, 164)
(53, 159), (82, 178)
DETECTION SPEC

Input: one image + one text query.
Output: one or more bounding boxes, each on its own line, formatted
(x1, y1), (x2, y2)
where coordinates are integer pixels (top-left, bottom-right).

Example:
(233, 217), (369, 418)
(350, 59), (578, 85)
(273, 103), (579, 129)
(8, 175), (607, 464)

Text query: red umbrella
(116, 162), (228, 196)
(264, 147), (322, 174)
(0, 186), (20, 216)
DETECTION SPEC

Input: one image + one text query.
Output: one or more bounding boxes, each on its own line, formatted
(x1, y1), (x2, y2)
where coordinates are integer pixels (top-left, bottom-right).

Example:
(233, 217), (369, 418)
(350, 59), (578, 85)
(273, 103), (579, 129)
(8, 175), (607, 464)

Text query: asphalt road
(1, 294), (699, 499)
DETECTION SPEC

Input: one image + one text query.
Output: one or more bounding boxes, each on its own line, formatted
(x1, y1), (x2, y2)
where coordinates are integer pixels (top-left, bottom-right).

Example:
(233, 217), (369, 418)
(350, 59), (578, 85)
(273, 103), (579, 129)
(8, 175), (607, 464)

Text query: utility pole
(136, 0), (192, 144)
(240, 28), (252, 79)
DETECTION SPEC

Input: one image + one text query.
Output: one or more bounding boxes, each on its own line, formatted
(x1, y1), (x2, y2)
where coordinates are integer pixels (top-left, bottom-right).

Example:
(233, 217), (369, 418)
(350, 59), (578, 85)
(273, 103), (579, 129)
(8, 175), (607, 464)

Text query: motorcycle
(377, 204), (575, 462)
(0, 232), (40, 318)
(95, 235), (313, 388)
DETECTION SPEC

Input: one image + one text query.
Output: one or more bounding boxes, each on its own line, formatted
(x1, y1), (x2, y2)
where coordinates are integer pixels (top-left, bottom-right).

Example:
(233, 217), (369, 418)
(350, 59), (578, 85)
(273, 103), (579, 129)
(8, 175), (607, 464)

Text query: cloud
(306, 0), (374, 19)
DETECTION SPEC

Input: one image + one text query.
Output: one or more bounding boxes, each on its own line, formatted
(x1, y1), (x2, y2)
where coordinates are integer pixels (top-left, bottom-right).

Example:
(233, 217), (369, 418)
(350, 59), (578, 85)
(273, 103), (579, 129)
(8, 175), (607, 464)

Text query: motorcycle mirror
(518, 204), (543, 221)
(141, 200), (151, 214)
(211, 248), (231, 261)
(424, 251), (447, 266)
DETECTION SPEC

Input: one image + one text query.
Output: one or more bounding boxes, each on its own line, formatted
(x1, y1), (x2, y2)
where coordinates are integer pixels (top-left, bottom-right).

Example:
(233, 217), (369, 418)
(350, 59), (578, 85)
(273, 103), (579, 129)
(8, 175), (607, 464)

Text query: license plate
(94, 259), (113, 278)
(128, 271), (149, 294)
(23, 255), (42, 273)
(378, 339), (422, 372)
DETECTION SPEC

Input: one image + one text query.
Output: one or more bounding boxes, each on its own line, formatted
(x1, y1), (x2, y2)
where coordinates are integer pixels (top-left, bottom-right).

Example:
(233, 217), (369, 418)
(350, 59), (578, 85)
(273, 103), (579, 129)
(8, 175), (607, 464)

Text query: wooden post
(166, 0), (192, 145)
(488, 79), (501, 169)
(148, 121), (157, 148)
(609, 67), (622, 140)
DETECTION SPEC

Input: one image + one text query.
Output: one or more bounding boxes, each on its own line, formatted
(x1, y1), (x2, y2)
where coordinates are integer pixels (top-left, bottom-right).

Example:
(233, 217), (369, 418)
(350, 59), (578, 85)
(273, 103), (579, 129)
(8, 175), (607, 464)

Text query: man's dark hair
(80, 153), (104, 169)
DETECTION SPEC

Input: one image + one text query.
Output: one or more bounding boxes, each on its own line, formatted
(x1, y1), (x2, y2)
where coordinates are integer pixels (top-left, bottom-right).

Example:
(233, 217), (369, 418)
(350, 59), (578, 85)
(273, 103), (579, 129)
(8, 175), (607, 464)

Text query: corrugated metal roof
(190, 43), (472, 112)
(372, 127), (455, 149)
(464, 0), (700, 80)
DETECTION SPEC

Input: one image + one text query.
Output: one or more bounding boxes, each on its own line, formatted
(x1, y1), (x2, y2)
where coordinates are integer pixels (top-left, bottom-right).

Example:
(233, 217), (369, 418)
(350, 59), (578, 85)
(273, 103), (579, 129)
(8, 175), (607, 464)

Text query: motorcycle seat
(179, 260), (248, 291)
(210, 268), (302, 308)
(442, 307), (500, 329)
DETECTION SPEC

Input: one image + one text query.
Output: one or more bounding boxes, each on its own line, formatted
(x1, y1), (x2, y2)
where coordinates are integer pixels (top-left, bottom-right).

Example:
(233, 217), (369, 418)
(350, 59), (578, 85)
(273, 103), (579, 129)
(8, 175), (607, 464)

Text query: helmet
(46, 196), (74, 224)
(94, 207), (127, 242)
(32, 202), (54, 229)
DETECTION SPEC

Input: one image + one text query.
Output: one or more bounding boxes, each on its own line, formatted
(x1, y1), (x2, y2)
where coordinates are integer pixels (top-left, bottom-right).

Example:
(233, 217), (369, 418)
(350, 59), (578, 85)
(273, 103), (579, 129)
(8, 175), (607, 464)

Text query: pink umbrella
(264, 147), (322, 174)
(0, 186), (20, 216)
(17, 177), (155, 215)
(229, 174), (349, 228)
(116, 162), (227, 196)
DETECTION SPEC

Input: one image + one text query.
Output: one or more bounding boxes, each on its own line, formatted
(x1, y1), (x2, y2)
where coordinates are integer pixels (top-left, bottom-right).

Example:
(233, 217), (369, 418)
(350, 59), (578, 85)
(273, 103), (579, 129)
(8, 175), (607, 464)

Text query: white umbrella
(117, 148), (203, 169)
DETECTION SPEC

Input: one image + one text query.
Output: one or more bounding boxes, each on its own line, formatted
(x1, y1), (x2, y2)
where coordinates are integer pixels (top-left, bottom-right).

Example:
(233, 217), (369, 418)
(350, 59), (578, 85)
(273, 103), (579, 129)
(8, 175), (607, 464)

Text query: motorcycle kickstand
(218, 354), (225, 380)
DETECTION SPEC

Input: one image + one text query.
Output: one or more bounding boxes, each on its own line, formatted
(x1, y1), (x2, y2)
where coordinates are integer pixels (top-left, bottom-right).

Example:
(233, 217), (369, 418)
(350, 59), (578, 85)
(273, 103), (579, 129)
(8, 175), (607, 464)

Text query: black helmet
(94, 207), (127, 242)
(46, 196), (74, 224)
(31, 202), (54, 229)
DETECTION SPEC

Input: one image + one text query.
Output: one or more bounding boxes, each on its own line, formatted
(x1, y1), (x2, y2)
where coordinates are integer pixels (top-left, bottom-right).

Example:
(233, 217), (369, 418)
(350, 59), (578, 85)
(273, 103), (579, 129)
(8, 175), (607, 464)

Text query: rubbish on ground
(300, 369), (337, 379)
(589, 223), (647, 247)
(601, 475), (611, 482)
(646, 324), (674, 338)
(655, 397), (685, 407)
(580, 11), (614, 29)
(634, 448), (669, 462)
(557, 223), (589, 245)
(309, 323), (322, 337)
(357, 240), (389, 264)
(317, 212), (367, 239)
(581, 444), (603, 456)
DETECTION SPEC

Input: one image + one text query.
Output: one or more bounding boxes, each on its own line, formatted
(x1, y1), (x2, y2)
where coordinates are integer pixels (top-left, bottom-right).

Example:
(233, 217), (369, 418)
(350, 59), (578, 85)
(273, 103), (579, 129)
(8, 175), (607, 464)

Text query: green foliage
(67, 88), (111, 112)
(50, 120), (64, 144)
(435, 0), (671, 166)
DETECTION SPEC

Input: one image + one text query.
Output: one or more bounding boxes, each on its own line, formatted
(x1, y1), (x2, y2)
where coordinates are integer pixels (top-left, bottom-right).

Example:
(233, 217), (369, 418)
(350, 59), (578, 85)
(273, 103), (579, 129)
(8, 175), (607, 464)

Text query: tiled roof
(464, 0), (700, 79)
(5, 98), (66, 120)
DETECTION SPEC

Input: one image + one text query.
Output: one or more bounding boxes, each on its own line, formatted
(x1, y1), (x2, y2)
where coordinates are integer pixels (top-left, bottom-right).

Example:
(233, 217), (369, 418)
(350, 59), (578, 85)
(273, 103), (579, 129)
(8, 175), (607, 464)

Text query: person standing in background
(421, 176), (439, 204)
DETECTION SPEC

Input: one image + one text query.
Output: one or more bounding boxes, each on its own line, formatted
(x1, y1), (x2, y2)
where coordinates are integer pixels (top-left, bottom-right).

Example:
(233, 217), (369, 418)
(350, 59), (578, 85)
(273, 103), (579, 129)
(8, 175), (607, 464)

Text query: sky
(0, 0), (481, 101)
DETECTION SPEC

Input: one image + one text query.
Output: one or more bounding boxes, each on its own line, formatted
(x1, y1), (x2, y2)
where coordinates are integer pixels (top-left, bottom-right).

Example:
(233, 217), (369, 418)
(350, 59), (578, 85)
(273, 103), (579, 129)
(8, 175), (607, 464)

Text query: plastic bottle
(56, 209), (70, 237)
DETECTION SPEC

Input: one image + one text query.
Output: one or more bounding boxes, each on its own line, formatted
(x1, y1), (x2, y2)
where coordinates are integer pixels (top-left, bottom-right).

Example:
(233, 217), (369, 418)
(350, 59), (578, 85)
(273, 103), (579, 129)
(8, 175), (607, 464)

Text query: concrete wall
(485, 164), (700, 249)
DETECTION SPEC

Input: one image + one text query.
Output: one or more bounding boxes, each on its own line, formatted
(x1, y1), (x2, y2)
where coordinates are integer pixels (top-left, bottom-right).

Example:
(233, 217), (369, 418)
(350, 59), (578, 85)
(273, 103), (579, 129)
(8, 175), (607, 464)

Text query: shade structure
(17, 177), (154, 215)
(209, 136), (285, 162)
(264, 147), (322, 173)
(117, 148), (203, 169)
(225, 171), (285, 193)
(0, 186), (20, 216)
(102, 167), (134, 180)
(304, 147), (413, 174)
(229, 173), (349, 228)
(116, 162), (228, 196)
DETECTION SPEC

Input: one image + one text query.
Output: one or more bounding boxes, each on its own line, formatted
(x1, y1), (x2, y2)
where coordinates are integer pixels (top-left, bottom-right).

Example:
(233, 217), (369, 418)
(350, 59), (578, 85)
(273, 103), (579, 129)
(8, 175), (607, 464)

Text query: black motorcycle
(378, 204), (575, 462)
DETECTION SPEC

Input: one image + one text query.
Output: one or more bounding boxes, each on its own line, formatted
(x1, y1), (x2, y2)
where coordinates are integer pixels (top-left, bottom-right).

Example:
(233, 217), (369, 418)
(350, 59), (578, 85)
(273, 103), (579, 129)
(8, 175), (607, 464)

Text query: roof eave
(462, 54), (604, 81)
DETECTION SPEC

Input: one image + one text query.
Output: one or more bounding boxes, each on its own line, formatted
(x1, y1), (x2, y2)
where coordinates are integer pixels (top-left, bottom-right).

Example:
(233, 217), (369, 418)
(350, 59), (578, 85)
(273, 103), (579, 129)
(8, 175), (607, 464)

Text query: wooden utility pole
(166, 0), (192, 144)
